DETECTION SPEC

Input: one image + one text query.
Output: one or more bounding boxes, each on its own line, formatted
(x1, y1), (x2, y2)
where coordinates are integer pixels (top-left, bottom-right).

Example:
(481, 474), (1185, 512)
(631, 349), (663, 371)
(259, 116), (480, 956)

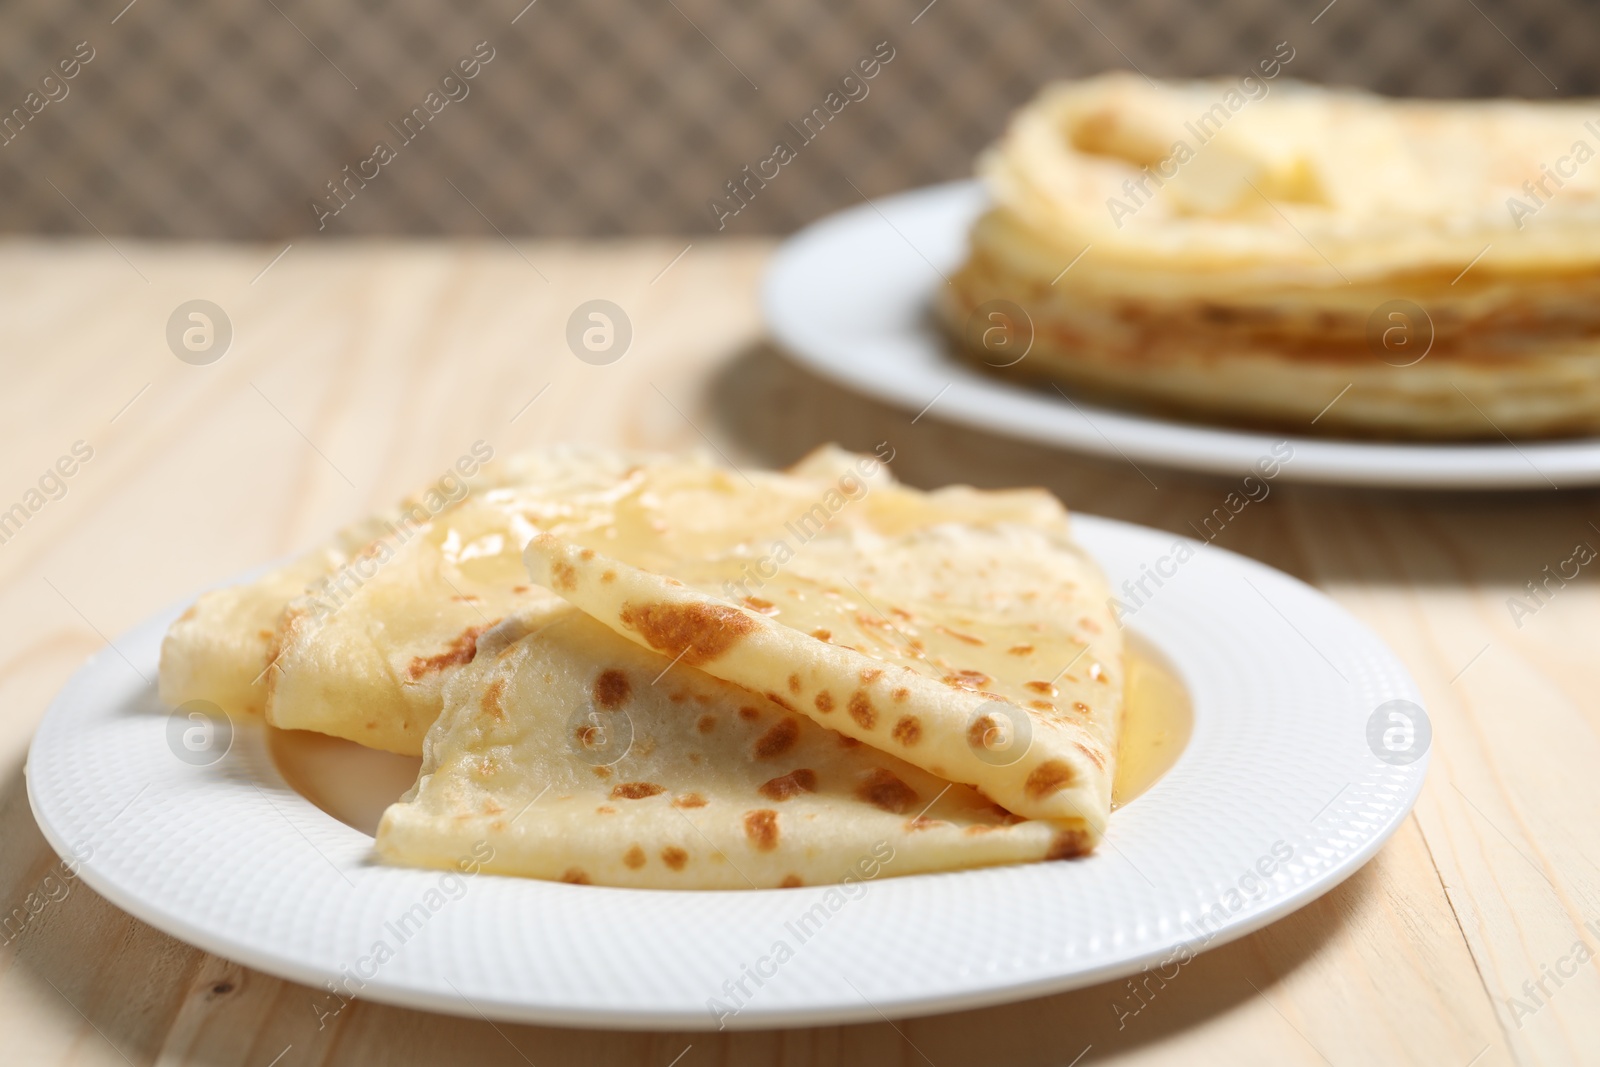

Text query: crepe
(159, 445), (658, 738)
(522, 517), (1120, 834)
(377, 607), (1084, 889)
(945, 73), (1600, 437)
(165, 443), (1126, 886)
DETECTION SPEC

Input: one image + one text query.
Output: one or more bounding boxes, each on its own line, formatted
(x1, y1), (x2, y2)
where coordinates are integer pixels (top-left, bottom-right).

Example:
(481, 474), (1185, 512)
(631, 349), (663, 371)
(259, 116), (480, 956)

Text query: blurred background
(0, 0), (1590, 239)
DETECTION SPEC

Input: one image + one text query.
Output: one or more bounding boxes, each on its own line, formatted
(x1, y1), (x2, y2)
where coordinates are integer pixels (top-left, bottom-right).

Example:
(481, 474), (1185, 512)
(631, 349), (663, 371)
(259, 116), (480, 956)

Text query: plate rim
(25, 515), (1429, 1030)
(763, 178), (1600, 490)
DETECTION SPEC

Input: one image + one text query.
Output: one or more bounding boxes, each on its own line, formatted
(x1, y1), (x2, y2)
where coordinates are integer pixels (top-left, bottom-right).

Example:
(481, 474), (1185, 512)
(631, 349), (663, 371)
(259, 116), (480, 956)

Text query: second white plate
(763, 181), (1600, 489)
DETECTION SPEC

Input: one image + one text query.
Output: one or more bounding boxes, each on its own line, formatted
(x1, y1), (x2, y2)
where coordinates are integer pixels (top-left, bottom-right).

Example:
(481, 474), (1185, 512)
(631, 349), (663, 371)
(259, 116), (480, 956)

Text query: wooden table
(1, 237), (1595, 1066)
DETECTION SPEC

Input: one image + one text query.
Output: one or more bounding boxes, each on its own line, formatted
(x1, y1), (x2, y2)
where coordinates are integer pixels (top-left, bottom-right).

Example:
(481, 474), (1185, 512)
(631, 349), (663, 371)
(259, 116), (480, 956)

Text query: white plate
(27, 516), (1426, 1030)
(763, 180), (1600, 489)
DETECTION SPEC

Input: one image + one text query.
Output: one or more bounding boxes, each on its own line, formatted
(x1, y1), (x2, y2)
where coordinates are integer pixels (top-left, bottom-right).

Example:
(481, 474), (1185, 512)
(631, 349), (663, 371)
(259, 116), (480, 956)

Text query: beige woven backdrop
(0, 0), (1590, 237)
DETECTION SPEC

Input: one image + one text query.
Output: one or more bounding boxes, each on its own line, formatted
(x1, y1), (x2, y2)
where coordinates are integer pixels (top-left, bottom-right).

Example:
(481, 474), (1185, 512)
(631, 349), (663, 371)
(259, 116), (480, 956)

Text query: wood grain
(0, 237), (1591, 1065)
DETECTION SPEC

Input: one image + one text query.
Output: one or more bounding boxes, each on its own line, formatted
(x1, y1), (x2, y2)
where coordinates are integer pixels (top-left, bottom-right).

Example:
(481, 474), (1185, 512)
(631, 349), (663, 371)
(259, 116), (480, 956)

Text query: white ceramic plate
(764, 180), (1600, 489)
(27, 515), (1426, 1030)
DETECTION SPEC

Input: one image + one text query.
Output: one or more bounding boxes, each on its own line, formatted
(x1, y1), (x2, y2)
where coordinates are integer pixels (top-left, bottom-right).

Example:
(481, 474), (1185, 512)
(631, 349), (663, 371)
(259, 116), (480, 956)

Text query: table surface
(1, 237), (1596, 1067)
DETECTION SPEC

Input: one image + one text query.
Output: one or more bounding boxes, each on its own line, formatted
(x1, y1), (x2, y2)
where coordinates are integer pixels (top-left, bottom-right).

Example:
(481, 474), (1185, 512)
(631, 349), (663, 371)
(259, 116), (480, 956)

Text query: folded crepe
(945, 73), (1600, 437)
(522, 516), (1121, 833)
(377, 607), (1085, 889)
(160, 445), (660, 744)
(164, 443), (1127, 884)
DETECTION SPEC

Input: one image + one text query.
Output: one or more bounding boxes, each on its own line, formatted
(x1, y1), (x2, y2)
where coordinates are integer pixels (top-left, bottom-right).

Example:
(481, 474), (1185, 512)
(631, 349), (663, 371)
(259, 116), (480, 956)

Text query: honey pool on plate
(270, 633), (1193, 836)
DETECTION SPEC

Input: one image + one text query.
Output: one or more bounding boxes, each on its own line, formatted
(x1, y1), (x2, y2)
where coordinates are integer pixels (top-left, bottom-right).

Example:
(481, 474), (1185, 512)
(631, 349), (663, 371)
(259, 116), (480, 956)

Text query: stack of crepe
(944, 73), (1600, 438)
(161, 445), (1123, 889)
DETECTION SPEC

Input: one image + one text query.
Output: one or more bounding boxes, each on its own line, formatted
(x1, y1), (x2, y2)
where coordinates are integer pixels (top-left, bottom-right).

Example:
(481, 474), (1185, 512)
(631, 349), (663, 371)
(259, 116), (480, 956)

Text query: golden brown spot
(1047, 828), (1091, 859)
(754, 717), (800, 759)
(892, 687), (909, 702)
(788, 673), (802, 694)
(1008, 644), (1035, 656)
(810, 628), (832, 642)
(601, 570), (617, 584)
(814, 690), (835, 713)
(512, 584), (530, 593)
(1074, 742), (1107, 771)
(673, 793), (707, 809)
(739, 705), (761, 721)
(405, 623), (494, 680)
(661, 846), (688, 870)
(623, 844), (646, 869)
(1029, 700), (1056, 712)
(696, 714), (717, 733)
(596, 806), (616, 814)
(1072, 701), (1090, 715)
(860, 667), (883, 683)
(964, 824), (993, 835)
(1025, 760), (1075, 800)
(481, 677), (507, 720)
(591, 765), (612, 779)
(848, 691), (876, 729)
(856, 769), (918, 814)
(743, 809), (780, 851)
(618, 601), (756, 665)
(579, 548), (596, 561)
(968, 714), (1000, 751)
(256, 628), (273, 640)
(891, 715), (922, 746)
(742, 596), (778, 615)
(937, 625), (985, 646)
(611, 782), (666, 800)
(560, 868), (591, 884)
(779, 874), (803, 888)
(758, 768), (818, 801)
(907, 815), (938, 831)
(942, 669), (992, 690)
(551, 560), (578, 592)
(592, 669), (631, 709)
(1025, 681), (1057, 696)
